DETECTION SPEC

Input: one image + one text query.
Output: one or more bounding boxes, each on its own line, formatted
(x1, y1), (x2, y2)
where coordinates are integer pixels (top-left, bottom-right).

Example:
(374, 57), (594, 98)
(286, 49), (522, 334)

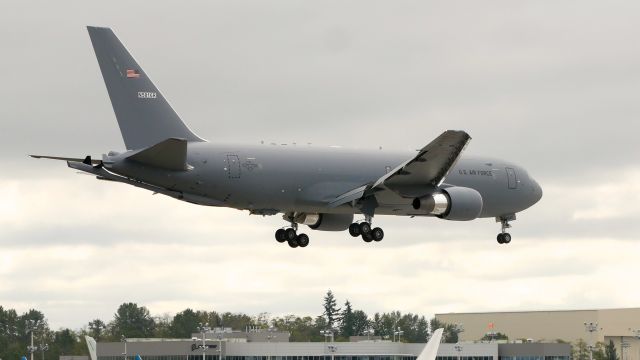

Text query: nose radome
(532, 178), (543, 203)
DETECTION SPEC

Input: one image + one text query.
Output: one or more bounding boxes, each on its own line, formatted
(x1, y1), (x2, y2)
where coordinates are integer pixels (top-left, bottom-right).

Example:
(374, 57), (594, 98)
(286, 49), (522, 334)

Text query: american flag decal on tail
(126, 69), (140, 78)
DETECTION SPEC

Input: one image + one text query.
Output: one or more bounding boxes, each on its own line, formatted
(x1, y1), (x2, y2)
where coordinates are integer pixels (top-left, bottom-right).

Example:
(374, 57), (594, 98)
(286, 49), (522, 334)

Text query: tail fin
(87, 26), (204, 150)
(417, 328), (444, 360)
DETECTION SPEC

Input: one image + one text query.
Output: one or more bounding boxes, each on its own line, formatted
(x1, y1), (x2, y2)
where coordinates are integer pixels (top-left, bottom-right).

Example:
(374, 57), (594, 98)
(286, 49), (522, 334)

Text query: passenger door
(226, 154), (241, 179)
(506, 167), (517, 189)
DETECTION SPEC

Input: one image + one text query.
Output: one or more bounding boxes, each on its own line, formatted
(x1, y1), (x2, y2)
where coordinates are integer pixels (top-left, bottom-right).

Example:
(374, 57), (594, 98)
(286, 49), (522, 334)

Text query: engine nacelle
(412, 186), (483, 221)
(308, 213), (354, 231)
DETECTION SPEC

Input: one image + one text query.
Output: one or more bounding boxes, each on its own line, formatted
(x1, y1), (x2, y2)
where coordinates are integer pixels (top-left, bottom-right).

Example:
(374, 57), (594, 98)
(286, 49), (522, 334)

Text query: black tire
(348, 223), (361, 237)
(275, 229), (286, 243)
(372, 227), (384, 242)
(288, 238), (299, 248)
(362, 232), (373, 242)
(285, 228), (297, 241)
(503, 233), (512, 244)
(497, 233), (505, 244)
(359, 222), (371, 235)
(297, 233), (310, 247)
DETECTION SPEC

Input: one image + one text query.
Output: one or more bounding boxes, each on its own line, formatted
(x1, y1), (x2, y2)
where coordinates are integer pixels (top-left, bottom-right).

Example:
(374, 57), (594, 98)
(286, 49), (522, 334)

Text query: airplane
(31, 26), (543, 248)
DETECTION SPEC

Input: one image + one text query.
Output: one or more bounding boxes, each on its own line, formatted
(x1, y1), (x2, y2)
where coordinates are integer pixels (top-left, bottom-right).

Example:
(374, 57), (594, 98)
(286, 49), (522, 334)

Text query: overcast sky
(2, 0), (640, 330)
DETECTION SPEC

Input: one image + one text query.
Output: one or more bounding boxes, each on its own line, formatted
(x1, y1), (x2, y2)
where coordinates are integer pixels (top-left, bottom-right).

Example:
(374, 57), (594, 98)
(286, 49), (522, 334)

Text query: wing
(329, 130), (470, 207)
(371, 130), (470, 196)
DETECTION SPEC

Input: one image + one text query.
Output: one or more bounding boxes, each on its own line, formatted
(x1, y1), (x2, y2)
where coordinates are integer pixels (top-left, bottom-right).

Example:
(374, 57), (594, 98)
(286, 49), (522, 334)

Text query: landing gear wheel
(296, 233), (310, 247)
(348, 223), (361, 237)
(275, 229), (286, 243)
(371, 227), (384, 242)
(502, 233), (512, 244)
(359, 222), (371, 235)
(287, 238), (299, 248)
(497, 233), (505, 244)
(284, 228), (297, 241)
(362, 232), (373, 243)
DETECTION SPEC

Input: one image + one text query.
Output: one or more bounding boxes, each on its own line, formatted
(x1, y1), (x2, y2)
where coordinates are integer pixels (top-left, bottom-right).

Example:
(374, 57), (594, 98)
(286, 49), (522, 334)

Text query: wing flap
(126, 137), (188, 171)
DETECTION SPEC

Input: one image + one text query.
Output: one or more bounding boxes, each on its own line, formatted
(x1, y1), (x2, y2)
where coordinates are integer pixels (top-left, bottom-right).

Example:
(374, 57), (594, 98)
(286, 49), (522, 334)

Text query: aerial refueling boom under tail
(31, 26), (543, 248)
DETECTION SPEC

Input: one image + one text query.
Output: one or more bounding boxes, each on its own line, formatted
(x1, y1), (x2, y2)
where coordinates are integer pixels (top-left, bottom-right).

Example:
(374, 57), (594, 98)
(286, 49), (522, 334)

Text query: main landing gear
(348, 215), (384, 243)
(275, 223), (310, 249)
(496, 215), (514, 245)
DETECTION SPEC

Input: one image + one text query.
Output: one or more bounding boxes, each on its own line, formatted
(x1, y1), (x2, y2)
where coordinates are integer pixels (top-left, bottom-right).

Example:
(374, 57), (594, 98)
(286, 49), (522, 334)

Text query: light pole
(121, 335), (127, 360)
(454, 324), (465, 342)
(454, 345), (463, 360)
(327, 345), (338, 360)
(192, 324), (220, 360)
(198, 323), (211, 360)
(320, 330), (336, 360)
(26, 320), (41, 360)
(584, 322), (599, 360)
(39, 343), (49, 360)
(394, 328), (404, 343)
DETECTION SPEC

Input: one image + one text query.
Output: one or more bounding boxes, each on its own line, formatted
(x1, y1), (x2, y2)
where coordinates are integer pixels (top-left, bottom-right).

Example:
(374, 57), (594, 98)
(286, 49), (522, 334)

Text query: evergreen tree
(340, 300), (355, 337)
(322, 290), (341, 329)
(351, 310), (371, 336)
(605, 340), (619, 360)
(111, 302), (155, 338)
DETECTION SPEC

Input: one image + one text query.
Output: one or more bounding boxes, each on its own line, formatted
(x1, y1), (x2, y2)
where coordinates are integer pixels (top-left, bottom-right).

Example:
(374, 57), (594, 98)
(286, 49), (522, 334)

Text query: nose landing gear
(496, 214), (515, 244)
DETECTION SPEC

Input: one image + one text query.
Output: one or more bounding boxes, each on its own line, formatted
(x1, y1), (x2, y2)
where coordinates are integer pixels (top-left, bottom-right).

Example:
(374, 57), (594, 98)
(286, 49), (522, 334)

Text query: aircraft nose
(531, 178), (543, 204)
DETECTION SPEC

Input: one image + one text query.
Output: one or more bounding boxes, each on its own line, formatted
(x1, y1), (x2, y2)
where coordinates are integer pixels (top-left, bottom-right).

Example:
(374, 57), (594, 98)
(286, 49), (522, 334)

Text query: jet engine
(412, 186), (483, 221)
(293, 213), (354, 231)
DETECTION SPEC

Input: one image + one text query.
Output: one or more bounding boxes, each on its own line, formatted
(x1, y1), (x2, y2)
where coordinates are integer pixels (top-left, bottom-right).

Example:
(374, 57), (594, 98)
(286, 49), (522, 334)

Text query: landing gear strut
(496, 215), (514, 244)
(350, 214), (384, 243)
(275, 216), (310, 248)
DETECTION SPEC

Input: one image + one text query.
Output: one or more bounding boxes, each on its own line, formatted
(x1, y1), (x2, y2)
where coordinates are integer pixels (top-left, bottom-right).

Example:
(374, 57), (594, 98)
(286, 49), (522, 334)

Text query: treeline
(1, 290), (462, 360)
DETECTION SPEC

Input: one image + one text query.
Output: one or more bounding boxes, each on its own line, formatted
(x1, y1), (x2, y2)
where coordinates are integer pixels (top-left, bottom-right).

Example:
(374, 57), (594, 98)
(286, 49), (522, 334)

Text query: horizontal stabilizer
(126, 137), (188, 171)
(30, 154), (102, 165)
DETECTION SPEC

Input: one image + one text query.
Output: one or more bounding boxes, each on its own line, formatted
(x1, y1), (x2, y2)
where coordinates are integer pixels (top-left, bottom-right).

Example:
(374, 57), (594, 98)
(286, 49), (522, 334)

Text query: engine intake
(412, 186), (483, 221)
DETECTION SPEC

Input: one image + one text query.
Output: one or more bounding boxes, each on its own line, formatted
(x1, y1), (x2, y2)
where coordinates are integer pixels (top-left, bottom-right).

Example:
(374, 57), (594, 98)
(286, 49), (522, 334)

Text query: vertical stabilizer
(87, 26), (204, 150)
(85, 336), (97, 360)
(417, 328), (444, 360)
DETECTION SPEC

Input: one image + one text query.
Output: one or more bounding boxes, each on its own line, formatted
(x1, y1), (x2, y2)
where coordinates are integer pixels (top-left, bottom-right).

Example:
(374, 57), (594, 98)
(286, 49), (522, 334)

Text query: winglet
(417, 328), (444, 360)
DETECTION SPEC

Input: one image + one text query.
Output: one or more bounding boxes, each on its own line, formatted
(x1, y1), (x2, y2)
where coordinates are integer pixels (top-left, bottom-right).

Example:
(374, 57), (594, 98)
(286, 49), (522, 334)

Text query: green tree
(88, 319), (107, 341)
(170, 309), (200, 338)
(574, 339), (590, 360)
(351, 310), (370, 336)
(480, 332), (508, 342)
(111, 302), (155, 338)
(220, 312), (253, 331)
(428, 318), (463, 343)
(605, 340), (619, 360)
(322, 290), (341, 329)
(593, 341), (607, 360)
(340, 301), (355, 337)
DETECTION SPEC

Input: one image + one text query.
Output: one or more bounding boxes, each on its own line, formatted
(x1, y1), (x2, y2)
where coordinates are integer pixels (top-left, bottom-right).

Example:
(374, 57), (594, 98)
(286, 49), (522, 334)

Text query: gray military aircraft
(32, 26), (543, 248)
